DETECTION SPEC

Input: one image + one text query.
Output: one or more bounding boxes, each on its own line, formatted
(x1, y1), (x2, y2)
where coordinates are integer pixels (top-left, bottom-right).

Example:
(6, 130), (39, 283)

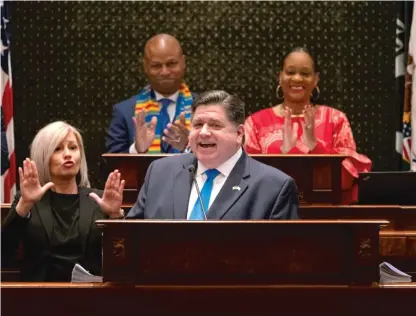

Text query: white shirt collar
(154, 90), (179, 103)
(196, 148), (243, 178)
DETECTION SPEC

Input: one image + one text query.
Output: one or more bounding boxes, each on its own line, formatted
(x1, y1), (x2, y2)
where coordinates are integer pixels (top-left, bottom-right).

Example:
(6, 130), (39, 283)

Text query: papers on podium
(379, 262), (412, 283)
(71, 263), (103, 283)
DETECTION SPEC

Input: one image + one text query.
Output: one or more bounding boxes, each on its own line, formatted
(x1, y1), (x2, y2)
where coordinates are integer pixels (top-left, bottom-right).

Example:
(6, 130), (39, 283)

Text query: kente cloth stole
(134, 83), (192, 153)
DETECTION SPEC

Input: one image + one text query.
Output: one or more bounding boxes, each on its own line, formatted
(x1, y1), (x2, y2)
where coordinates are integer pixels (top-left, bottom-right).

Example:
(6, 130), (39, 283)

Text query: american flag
(1, 1), (16, 202)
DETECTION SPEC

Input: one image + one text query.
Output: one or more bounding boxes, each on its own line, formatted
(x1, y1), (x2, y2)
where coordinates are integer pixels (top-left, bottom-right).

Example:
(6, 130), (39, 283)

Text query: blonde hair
(30, 121), (90, 187)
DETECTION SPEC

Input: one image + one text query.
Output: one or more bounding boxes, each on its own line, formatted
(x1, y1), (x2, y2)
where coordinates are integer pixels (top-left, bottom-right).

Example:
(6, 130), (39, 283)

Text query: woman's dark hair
(280, 47), (319, 73)
(279, 47), (321, 103)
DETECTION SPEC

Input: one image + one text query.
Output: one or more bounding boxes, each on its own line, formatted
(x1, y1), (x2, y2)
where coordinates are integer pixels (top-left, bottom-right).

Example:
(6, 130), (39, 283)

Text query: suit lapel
(129, 96), (137, 143)
(173, 155), (196, 219)
(207, 152), (250, 219)
(79, 187), (96, 253)
(36, 191), (54, 241)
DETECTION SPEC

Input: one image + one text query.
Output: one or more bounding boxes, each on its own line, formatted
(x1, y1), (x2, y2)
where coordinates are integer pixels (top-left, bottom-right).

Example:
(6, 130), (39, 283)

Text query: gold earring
(276, 85), (284, 99)
(311, 86), (320, 101)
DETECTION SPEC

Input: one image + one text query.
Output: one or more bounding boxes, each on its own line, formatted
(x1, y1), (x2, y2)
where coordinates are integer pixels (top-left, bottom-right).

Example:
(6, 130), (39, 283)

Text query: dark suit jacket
(1, 187), (107, 281)
(105, 91), (197, 153)
(126, 151), (299, 220)
(105, 95), (137, 153)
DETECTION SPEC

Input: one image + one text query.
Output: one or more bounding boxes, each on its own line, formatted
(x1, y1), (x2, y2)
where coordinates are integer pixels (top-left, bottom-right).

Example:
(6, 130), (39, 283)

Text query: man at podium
(126, 90), (299, 220)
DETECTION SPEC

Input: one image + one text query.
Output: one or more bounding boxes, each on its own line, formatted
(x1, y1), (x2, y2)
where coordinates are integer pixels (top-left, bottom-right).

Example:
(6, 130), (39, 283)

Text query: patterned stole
(134, 83), (193, 153)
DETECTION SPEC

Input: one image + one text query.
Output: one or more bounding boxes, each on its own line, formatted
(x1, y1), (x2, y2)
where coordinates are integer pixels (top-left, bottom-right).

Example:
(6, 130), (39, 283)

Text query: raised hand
(89, 169), (125, 218)
(301, 104), (317, 150)
(18, 158), (54, 204)
(133, 110), (157, 153)
(15, 158), (54, 218)
(162, 112), (189, 151)
(280, 106), (299, 154)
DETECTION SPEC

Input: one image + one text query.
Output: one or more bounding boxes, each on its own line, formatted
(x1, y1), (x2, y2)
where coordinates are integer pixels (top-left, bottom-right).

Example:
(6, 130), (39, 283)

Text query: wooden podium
(101, 153), (346, 205)
(96, 219), (388, 286)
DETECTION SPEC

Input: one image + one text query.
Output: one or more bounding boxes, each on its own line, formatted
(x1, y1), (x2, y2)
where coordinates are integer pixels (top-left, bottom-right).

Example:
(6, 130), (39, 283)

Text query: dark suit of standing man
(127, 91), (299, 220)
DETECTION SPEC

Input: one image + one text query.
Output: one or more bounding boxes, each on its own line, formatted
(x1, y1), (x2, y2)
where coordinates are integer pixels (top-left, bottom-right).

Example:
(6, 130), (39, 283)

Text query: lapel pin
(232, 186), (241, 191)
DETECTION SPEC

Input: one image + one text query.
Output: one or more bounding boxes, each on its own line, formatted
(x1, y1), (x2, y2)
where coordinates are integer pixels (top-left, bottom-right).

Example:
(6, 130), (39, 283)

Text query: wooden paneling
(1, 283), (415, 316)
(97, 220), (386, 285)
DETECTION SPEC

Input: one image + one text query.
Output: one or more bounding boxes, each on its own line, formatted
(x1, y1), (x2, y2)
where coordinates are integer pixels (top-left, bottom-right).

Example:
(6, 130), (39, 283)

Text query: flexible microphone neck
(188, 165), (207, 220)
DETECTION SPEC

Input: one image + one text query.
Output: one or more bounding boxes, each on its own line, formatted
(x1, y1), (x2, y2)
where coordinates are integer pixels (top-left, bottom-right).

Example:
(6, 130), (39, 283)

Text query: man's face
(189, 104), (244, 169)
(143, 46), (185, 96)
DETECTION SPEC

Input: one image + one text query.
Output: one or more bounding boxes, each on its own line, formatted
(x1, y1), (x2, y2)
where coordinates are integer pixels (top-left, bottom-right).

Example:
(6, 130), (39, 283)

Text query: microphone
(187, 165), (207, 220)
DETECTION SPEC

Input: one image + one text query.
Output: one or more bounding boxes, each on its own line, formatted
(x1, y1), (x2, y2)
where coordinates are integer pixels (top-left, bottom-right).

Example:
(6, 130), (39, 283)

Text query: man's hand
(162, 112), (189, 151)
(133, 110), (157, 153)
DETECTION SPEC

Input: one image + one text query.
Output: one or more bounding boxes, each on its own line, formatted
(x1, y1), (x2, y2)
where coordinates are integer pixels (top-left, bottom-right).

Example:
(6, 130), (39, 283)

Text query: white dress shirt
(186, 148), (243, 219)
(129, 91), (179, 154)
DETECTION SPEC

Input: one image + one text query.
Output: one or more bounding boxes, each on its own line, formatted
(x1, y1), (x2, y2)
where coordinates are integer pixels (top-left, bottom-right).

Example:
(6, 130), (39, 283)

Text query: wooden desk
(301, 205), (416, 277)
(1, 202), (10, 221)
(97, 220), (387, 285)
(4, 204), (415, 229)
(1, 282), (415, 316)
(2, 204), (415, 281)
(300, 205), (416, 230)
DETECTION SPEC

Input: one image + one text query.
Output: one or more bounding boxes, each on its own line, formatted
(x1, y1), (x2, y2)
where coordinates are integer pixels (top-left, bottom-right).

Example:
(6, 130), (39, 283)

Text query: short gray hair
(30, 121), (90, 187)
(191, 90), (245, 125)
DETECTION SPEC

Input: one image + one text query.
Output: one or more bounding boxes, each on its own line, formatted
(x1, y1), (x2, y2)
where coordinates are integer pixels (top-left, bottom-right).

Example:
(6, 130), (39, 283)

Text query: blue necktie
(189, 169), (220, 220)
(158, 98), (172, 153)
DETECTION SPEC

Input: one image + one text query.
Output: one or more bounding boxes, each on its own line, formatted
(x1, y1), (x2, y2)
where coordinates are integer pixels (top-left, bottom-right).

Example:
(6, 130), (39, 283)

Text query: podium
(101, 153), (346, 205)
(96, 219), (388, 286)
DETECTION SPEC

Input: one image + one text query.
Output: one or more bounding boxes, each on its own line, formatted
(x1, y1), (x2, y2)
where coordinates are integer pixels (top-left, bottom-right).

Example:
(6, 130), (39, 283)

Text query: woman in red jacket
(244, 47), (372, 203)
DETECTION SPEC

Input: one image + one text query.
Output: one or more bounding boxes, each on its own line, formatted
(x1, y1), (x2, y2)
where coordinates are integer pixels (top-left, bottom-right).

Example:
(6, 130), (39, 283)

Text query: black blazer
(1, 187), (107, 281)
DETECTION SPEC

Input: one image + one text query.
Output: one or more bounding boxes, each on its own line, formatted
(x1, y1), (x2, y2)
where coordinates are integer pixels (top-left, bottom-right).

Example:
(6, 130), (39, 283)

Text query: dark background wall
(11, 1), (398, 188)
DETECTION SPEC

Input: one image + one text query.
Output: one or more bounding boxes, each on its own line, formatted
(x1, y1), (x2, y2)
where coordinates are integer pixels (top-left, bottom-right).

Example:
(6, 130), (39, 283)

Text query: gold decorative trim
(112, 238), (126, 259)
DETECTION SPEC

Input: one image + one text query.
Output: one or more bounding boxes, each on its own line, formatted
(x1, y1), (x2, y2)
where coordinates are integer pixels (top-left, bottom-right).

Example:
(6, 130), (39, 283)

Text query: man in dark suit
(126, 90), (299, 220)
(105, 34), (196, 154)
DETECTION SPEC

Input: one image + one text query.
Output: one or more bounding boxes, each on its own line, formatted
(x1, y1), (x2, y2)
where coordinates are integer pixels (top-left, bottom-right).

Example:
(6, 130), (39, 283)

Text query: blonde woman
(2, 121), (124, 281)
